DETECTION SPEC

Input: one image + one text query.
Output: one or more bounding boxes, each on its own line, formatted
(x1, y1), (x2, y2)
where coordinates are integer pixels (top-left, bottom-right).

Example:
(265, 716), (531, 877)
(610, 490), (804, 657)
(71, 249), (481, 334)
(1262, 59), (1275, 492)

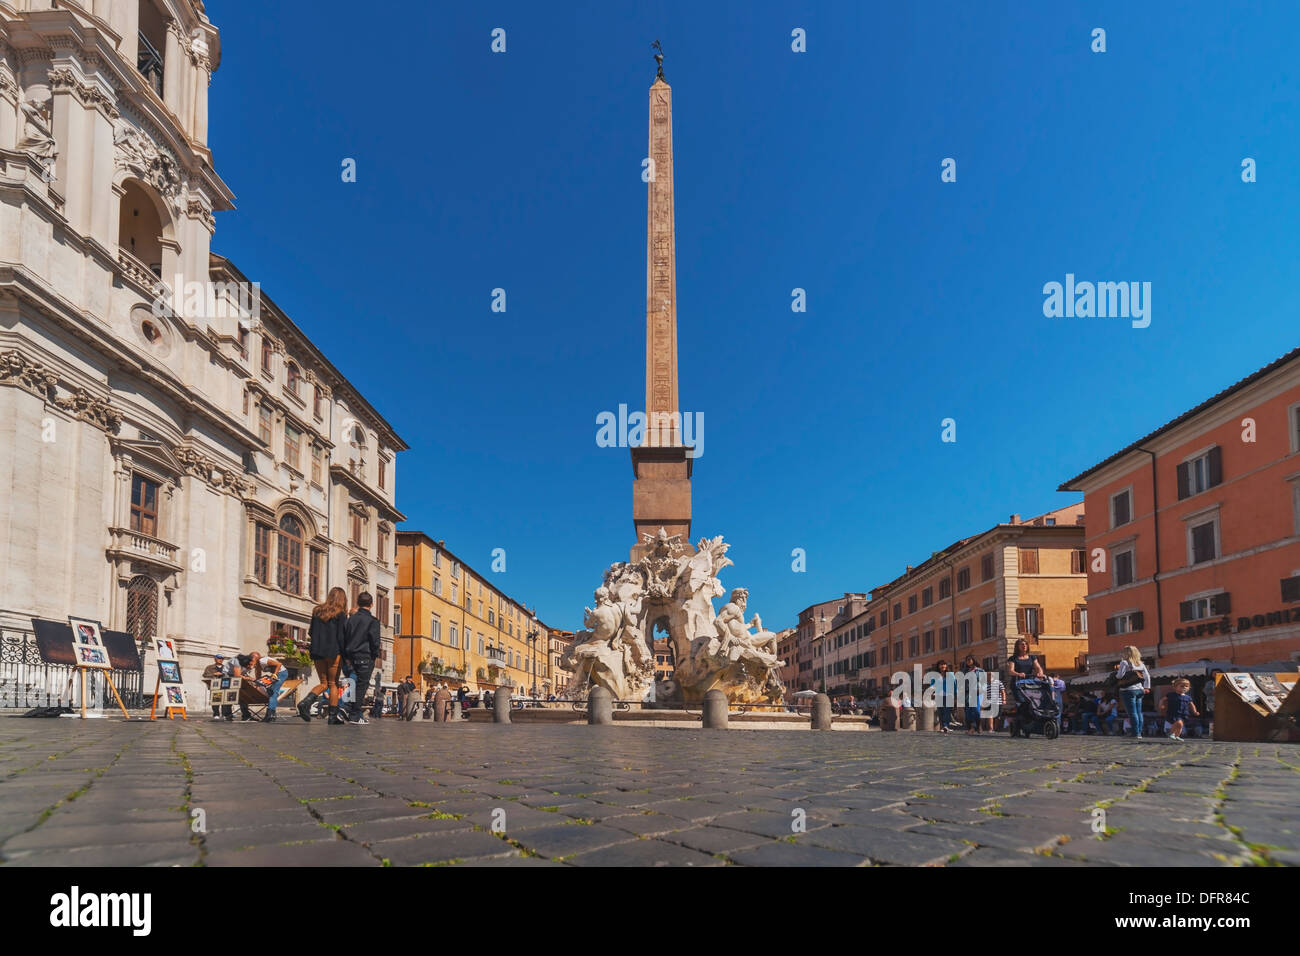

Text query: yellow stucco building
(394, 531), (560, 697)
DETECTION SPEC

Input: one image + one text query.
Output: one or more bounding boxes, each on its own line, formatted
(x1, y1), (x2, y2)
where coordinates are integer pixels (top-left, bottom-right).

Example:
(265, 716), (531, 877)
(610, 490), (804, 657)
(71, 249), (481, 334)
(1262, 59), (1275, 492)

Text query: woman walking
(299, 586), (348, 724)
(1115, 645), (1151, 738)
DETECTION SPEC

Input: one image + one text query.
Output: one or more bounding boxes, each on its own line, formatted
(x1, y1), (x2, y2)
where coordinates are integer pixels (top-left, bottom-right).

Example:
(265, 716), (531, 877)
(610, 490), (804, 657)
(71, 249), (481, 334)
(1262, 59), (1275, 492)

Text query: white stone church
(0, 1), (405, 706)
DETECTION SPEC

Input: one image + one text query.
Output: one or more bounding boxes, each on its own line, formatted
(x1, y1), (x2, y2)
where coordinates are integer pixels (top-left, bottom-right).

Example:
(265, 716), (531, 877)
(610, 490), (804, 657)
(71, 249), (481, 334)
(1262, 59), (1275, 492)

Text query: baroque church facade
(0, 1), (405, 703)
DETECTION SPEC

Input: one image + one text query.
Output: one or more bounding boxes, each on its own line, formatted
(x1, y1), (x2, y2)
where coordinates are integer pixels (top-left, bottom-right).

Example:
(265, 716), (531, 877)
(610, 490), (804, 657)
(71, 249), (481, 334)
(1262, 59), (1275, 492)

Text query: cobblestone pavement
(0, 720), (1295, 867)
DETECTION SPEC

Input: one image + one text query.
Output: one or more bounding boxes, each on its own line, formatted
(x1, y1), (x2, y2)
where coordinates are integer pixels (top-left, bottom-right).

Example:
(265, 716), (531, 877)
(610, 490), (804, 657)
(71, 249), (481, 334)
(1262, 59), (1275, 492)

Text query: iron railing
(0, 630), (145, 710)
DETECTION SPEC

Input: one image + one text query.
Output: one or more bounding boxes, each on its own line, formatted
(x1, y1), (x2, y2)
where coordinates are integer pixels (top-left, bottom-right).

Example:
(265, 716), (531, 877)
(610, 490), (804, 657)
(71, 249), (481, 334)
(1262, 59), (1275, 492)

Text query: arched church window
(277, 514), (303, 595)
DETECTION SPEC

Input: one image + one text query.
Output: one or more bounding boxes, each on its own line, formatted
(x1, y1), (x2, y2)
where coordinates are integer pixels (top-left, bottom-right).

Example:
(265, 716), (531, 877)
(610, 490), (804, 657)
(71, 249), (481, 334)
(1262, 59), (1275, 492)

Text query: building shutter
(1016, 607), (1026, 633)
(1036, 609), (1044, 634)
(1071, 607), (1081, 635)
(1212, 592), (1231, 615)
(1132, 611), (1145, 631)
(1176, 462), (1191, 500)
(1282, 576), (1300, 603)
(1207, 446), (1223, 488)
(1179, 600), (1194, 622)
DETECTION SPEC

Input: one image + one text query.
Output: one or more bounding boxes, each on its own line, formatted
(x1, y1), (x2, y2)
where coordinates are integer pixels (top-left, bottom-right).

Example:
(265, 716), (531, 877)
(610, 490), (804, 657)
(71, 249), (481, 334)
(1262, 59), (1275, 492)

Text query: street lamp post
(527, 629), (538, 698)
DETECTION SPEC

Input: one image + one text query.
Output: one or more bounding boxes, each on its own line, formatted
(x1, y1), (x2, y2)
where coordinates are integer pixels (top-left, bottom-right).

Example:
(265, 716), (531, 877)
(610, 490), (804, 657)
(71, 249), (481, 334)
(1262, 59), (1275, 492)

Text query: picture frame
(73, 642), (111, 670)
(155, 638), (178, 661)
(157, 660), (183, 684)
(68, 616), (104, 648)
(164, 685), (186, 707)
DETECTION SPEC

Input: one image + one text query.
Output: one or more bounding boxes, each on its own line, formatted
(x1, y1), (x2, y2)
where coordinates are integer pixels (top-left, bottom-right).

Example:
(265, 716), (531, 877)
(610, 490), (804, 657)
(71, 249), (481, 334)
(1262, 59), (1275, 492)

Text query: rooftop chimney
(1010, 514), (1020, 524)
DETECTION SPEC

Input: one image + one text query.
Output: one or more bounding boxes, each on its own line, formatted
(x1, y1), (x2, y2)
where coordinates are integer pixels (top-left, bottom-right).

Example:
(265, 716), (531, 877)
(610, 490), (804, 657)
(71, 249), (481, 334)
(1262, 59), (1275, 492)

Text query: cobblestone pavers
(0, 720), (1295, 866)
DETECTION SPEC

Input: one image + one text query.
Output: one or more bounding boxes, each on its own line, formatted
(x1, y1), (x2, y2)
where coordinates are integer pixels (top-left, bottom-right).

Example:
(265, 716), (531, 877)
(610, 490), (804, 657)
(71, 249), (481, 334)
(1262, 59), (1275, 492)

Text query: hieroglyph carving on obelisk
(645, 76), (680, 447)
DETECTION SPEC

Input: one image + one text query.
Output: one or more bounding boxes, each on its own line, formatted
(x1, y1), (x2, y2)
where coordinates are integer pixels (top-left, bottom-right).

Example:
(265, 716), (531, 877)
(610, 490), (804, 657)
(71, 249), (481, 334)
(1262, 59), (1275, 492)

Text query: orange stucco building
(1060, 346), (1300, 673)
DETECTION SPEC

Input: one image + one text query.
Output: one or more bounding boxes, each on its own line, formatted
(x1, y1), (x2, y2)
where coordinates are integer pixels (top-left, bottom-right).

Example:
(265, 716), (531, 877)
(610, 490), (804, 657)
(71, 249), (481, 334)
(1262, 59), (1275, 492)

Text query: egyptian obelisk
(631, 43), (693, 562)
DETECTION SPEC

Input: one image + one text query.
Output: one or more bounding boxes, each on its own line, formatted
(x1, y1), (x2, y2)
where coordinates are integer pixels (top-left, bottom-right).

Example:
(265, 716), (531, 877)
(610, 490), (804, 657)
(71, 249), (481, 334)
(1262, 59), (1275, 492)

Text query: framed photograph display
(158, 660), (183, 684)
(164, 685), (186, 707)
(74, 642), (111, 670)
(68, 616), (104, 647)
(156, 638), (178, 661)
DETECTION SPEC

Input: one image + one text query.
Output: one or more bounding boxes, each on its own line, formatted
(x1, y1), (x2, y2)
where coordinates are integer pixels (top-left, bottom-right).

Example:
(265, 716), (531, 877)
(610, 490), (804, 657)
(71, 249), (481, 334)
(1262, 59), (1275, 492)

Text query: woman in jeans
(298, 587), (347, 723)
(1115, 645), (1150, 738)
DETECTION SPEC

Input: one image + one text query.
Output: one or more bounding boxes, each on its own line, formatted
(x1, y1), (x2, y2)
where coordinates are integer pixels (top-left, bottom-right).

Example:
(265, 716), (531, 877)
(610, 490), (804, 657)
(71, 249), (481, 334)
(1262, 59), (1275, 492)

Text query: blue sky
(205, 0), (1300, 631)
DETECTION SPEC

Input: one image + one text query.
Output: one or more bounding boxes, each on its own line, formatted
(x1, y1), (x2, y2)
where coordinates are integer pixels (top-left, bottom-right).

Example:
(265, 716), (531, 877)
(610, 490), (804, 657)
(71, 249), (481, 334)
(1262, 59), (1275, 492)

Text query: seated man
(1095, 693), (1118, 735)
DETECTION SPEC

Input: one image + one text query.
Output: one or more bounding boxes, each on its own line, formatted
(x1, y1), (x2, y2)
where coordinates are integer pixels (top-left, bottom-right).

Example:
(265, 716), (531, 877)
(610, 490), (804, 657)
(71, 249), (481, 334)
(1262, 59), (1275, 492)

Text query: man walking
(342, 591), (382, 725)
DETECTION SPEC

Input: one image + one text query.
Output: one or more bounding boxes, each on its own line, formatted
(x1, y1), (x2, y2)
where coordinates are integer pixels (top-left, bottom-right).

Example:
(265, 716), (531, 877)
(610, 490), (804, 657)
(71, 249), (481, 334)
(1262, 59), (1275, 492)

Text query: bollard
(451, 700), (462, 721)
(493, 690), (511, 724)
(433, 690), (451, 723)
(880, 702), (898, 731)
(899, 706), (916, 730)
(811, 693), (833, 730)
(918, 705), (936, 732)
(476, 695), (487, 709)
(588, 686), (613, 725)
(702, 689), (729, 729)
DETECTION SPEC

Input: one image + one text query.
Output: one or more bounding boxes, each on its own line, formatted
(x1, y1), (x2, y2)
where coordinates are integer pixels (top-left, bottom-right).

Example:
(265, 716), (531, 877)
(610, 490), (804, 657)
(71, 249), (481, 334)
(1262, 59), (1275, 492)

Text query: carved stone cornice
(16, 47), (55, 67)
(173, 443), (255, 498)
(49, 67), (119, 119)
(0, 349), (58, 401)
(54, 386), (123, 434)
(185, 197), (215, 231)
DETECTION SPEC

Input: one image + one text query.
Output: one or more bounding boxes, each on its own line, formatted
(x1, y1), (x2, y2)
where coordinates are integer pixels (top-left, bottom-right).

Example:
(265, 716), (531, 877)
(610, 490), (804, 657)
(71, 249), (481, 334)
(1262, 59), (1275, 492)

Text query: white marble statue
(560, 529), (786, 705)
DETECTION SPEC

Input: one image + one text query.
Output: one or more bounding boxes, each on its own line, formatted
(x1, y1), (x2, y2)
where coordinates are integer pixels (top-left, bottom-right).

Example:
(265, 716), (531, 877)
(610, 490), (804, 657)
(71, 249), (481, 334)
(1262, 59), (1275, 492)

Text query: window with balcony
(130, 474), (160, 537)
(118, 181), (164, 278)
(1177, 447), (1222, 500)
(276, 515), (303, 594)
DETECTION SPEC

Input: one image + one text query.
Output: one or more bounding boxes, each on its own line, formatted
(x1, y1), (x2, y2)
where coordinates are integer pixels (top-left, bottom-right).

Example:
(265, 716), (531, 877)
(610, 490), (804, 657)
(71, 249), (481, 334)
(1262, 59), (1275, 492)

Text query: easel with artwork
(149, 637), (187, 720)
(67, 617), (131, 720)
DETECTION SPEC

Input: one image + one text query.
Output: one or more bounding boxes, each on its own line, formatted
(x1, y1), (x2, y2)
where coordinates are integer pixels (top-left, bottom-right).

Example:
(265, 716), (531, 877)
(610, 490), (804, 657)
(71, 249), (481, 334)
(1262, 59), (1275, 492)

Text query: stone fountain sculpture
(561, 529), (785, 705)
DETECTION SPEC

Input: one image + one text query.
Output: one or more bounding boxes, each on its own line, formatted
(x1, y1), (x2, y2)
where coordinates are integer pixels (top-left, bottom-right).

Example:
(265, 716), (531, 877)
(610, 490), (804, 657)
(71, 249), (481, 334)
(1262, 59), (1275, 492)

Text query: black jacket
(308, 611), (345, 660)
(343, 609), (382, 660)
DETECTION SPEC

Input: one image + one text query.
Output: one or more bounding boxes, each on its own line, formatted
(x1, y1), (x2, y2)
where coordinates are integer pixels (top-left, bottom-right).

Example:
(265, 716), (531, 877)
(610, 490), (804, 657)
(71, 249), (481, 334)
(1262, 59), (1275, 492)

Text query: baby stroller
(1009, 678), (1061, 739)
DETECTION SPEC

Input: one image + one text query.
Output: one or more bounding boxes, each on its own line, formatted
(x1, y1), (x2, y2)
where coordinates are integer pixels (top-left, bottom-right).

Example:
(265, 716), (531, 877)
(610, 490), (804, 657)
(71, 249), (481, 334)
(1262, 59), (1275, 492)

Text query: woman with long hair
(1007, 637), (1045, 680)
(299, 586), (347, 724)
(1115, 644), (1150, 738)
